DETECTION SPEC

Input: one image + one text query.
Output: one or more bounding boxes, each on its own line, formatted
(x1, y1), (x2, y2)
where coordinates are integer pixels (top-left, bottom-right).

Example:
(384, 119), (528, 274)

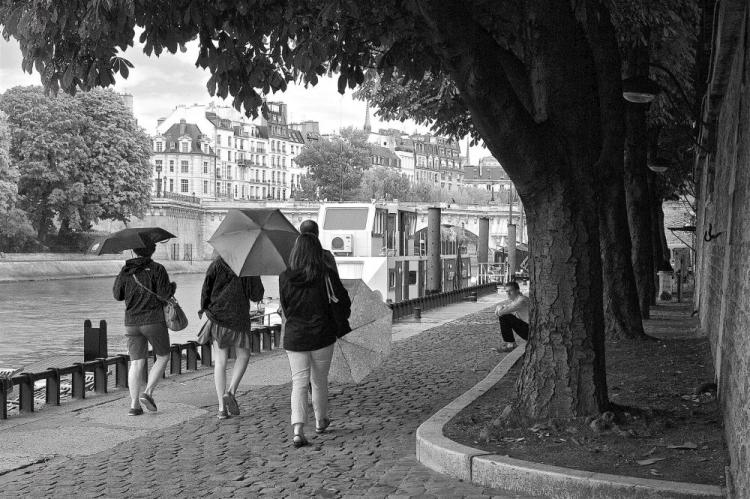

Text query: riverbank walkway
(0, 290), (532, 498)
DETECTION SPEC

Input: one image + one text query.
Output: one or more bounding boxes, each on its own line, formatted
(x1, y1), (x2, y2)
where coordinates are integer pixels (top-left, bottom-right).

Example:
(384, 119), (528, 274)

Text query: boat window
(323, 208), (370, 230)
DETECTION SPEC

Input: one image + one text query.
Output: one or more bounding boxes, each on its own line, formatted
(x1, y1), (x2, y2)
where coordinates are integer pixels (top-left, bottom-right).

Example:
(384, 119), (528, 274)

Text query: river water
(0, 274), (280, 371)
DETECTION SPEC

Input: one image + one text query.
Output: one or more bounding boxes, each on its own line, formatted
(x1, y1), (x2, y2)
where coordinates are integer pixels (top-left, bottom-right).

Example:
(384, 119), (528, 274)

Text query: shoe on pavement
(139, 393), (157, 412)
(217, 409), (229, 420)
(128, 407), (144, 416)
(316, 418), (331, 434)
(223, 392), (240, 416)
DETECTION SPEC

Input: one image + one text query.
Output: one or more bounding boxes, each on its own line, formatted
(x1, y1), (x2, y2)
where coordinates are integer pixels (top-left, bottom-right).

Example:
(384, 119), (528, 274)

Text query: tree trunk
(515, 176), (609, 419)
(650, 193), (672, 272)
(624, 101), (655, 319)
(582, 2), (648, 341)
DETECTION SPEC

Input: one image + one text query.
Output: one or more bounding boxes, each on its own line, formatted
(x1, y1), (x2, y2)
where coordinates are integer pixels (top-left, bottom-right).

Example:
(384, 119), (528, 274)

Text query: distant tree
(0, 110), (36, 251)
(0, 87), (152, 243)
(295, 135), (370, 201)
(357, 167), (412, 201)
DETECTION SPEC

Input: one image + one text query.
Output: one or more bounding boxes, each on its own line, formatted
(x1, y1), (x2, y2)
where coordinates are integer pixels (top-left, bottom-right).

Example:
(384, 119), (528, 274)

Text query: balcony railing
(154, 191), (201, 205)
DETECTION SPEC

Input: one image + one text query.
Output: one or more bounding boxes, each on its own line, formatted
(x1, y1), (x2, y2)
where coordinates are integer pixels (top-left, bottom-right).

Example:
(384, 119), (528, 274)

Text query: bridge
(100, 198), (527, 262)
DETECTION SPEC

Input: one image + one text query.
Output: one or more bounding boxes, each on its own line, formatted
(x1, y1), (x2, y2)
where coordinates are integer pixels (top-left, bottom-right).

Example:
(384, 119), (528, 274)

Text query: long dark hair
(288, 233), (326, 282)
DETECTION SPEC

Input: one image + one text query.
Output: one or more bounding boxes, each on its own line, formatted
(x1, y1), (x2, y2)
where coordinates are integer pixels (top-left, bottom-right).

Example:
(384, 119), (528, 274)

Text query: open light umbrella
(208, 208), (299, 276)
(89, 227), (176, 255)
(329, 279), (392, 384)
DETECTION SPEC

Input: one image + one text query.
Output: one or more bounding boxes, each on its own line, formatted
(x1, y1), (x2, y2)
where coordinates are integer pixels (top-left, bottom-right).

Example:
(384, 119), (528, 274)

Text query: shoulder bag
(133, 274), (189, 331)
(325, 273), (351, 338)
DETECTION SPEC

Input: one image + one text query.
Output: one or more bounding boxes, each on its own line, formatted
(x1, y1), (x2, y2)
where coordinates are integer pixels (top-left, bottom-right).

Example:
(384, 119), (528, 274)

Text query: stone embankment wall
(0, 254), (210, 282)
(695, 1), (749, 496)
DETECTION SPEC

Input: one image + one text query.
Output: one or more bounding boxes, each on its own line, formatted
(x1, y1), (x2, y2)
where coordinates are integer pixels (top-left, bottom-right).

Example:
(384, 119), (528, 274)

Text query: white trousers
(285, 344), (335, 425)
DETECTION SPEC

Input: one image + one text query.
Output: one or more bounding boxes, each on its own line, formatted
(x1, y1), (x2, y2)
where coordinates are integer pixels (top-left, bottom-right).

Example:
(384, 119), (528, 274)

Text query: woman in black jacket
(198, 256), (264, 419)
(113, 243), (174, 416)
(279, 233), (351, 447)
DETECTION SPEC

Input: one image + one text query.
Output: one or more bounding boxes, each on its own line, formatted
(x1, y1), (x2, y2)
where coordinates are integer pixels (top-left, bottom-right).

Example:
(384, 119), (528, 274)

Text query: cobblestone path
(0, 308), (530, 498)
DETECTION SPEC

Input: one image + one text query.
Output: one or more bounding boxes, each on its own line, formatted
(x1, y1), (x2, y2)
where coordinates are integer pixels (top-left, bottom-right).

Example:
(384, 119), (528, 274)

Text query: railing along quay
(389, 282), (498, 321)
(0, 323), (282, 420)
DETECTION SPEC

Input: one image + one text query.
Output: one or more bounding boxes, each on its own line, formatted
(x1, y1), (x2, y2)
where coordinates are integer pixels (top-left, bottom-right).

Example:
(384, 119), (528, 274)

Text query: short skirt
(197, 319), (253, 350)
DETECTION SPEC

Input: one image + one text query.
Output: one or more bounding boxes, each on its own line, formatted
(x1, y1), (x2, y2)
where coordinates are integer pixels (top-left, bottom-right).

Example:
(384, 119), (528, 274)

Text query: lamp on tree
(647, 156), (672, 174)
(622, 76), (661, 104)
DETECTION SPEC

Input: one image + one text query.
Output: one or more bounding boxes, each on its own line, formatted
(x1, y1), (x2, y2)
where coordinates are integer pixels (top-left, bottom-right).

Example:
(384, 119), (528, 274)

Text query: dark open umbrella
(89, 227), (176, 255)
(207, 208), (299, 276)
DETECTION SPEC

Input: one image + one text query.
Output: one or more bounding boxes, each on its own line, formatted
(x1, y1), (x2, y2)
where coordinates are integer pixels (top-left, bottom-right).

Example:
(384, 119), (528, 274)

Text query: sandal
(293, 434), (309, 448)
(217, 409), (229, 420)
(223, 392), (240, 416)
(316, 418), (331, 434)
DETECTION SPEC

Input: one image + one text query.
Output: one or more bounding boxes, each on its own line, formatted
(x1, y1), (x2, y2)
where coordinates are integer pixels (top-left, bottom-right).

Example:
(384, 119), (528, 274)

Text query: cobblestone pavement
(0, 308), (531, 498)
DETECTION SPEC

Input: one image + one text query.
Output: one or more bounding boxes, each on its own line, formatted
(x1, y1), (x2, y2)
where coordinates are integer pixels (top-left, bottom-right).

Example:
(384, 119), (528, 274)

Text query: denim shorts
(125, 323), (170, 360)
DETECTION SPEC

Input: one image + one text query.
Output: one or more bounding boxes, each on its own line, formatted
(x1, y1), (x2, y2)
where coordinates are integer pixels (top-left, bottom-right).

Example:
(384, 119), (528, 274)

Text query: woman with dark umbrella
(113, 242), (174, 416)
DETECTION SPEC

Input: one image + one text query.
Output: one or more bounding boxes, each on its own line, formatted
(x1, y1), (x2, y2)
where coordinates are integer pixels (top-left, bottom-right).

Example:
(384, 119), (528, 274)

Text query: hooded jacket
(199, 258), (264, 332)
(279, 267), (351, 352)
(113, 257), (172, 326)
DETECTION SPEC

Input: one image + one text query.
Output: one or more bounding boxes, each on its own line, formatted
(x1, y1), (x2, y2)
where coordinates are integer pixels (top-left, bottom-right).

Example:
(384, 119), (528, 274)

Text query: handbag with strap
(133, 274), (189, 332)
(325, 273), (351, 338)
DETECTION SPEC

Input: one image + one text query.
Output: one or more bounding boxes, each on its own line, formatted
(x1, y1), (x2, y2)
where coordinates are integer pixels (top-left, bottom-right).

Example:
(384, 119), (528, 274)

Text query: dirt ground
(444, 337), (728, 485)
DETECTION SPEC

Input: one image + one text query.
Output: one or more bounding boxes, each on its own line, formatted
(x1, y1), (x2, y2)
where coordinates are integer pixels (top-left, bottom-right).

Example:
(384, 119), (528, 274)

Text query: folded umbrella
(89, 227), (176, 255)
(208, 208), (299, 276)
(329, 279), (392, 384)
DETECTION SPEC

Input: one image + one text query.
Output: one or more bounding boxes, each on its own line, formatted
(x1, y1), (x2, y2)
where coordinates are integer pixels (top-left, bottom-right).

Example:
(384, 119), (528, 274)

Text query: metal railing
(389, 282), (498, 321)
(1, 323), (282, 420)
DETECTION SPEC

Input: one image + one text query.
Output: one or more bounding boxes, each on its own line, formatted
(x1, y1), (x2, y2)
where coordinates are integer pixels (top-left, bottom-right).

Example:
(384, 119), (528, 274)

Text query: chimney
(120, 92), (133, 113)
(179, 119), (186, 136)
(157, 117), (166, 127)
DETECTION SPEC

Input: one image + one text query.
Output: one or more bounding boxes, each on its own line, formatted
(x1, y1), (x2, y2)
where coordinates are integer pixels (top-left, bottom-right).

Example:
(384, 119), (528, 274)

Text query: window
(203, 161), (208, 174)
(181, 179), (189, 193)
(203, 180), (208, 194)
(181, 142), (188, 153)
(169, 160), (175, 172)
(323, 208), (370, 230)
(181, 160), (189, 173)
(217, 135), (221, 145)
(169, 179), (174, 192)
(227, 150), (231, 161)
(155, 141), (163, 152)
(155, 159), (162, 170)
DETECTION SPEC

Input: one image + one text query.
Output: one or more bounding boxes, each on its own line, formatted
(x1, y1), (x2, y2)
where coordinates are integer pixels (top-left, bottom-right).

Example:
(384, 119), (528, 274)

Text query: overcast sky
(0, 37), (490, 163)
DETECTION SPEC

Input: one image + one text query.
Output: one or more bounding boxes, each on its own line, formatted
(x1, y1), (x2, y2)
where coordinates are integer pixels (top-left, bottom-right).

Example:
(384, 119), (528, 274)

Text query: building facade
(152, 102), (309, 201)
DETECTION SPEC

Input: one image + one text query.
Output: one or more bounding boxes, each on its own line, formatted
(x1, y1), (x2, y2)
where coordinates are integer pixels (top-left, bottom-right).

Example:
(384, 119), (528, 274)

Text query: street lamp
(155, 164), (162, 197)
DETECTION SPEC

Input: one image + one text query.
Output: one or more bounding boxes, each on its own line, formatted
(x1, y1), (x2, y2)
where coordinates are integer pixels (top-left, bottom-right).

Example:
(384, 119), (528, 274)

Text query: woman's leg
(309, 344), (335, 425)
(144, 354), (169, 396)
(213, 341), (230, 410)
(286, 350), (311, 429)
(128, 359), (145, 409)
(227, 347), (251, 395)
(141, 323), (171, 397)
(125, 326), (148, 410)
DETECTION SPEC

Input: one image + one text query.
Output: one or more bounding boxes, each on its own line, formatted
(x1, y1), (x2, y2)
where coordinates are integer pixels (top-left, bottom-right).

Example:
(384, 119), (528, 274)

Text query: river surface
(0, 274), (280, 371)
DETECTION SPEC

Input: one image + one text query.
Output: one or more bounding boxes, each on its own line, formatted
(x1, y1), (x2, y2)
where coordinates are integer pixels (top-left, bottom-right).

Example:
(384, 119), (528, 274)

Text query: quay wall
(0, 258), (210, 282)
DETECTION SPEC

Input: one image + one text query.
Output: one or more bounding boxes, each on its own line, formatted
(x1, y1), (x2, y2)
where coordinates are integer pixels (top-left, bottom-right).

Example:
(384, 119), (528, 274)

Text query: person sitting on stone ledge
(495, 280), (529, 352)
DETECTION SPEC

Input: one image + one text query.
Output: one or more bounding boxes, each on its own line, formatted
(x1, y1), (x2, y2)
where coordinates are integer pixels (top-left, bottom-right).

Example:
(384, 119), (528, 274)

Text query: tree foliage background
(0, 86), (152, 247)
(0, 109), (36, 251)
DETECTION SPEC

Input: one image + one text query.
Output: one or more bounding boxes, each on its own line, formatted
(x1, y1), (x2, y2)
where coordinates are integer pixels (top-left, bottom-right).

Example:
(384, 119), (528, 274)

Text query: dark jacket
(199, 258), (264, 332)
(279, 268), (351, 352)
(323, 249), (338, 275)
(113, 257), (171, 327)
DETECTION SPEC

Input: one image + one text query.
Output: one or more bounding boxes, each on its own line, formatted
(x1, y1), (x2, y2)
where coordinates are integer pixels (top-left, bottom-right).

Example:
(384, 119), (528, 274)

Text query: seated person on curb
(495, 280), (529, 352)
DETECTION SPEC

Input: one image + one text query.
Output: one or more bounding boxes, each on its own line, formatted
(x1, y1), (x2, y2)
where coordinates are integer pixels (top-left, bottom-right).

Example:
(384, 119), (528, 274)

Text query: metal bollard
(271, 325), (282, 349)
(18, 373), (34, 413)
(46, 368), (61, 406)
(262, 327), (273, 351)
(0, 376), (11, 419)
(186, 342), (199, 370)
(201, 344), (213, 367)
(170, 345), (182, 375)
(414, 307), (422, 320)
(115, 355), (129, 388)
(94, 359), (108, 394)
(250, 331), (261, 354)
(72, 363), (86, 400)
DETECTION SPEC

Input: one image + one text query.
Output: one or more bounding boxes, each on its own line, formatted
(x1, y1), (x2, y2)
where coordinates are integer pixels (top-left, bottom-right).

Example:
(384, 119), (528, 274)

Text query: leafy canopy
(0, 86), (152, 239)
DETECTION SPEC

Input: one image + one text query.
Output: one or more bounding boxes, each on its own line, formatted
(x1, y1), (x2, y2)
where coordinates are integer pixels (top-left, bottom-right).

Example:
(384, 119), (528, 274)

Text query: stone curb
(415, 347), (726, 499)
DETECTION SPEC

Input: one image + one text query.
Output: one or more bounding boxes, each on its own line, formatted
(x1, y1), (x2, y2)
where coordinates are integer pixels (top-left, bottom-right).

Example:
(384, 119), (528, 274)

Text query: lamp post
(155, 164), (162, 198)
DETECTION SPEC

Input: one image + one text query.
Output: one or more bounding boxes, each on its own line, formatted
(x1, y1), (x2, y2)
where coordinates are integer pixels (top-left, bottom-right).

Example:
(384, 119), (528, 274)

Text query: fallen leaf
(668, 442), (698, 450)
(636, 457), (667, 466)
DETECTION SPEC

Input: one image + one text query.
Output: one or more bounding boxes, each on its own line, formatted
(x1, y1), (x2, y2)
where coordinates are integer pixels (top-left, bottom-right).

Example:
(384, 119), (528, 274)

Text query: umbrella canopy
(329, 279), (392, 384)
(208, 208), (299, 276)
(89, 227), (176, 255)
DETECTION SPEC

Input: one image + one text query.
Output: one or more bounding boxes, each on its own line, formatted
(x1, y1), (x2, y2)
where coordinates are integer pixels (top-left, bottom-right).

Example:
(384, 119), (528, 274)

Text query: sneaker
(223, 392), (240, 416)
(500, 343), (517, 352)
(128, 407), (144, 416)
(315, 418), (331, 434)
(217, 409), (229, 420)
(139, 393), (157, 412)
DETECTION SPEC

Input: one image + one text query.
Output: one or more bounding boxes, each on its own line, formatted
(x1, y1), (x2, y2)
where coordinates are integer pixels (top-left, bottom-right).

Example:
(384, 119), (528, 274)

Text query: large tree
(0, 110), (36, 251)
(0, 0), (696, 420)
(0, 86), (152, 242)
